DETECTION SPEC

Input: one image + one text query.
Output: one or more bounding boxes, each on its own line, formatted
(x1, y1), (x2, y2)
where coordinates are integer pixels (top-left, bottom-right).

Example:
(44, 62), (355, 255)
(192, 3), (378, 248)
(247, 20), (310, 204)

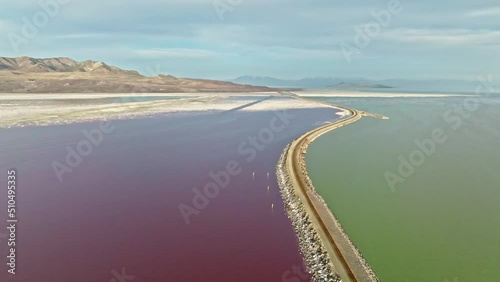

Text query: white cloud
(51, 33), (112, 39)
(383, 28), (500, 46)
(466, 7), (500, 17)
(1, 0), (498, 79)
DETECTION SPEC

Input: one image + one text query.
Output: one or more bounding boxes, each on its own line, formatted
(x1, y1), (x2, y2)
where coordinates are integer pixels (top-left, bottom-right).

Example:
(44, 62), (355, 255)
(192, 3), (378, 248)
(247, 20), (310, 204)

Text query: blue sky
(1, 0), (499, 80)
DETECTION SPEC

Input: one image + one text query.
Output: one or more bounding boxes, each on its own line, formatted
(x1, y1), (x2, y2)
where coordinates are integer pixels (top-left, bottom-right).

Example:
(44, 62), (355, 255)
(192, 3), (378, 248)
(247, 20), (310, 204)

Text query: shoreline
(294, 90), (475, 97)
(276, 96), (383, 281)
(0, 92), (279, 100)
(0, 104), (339, 282)
(0, 93), (324, 128)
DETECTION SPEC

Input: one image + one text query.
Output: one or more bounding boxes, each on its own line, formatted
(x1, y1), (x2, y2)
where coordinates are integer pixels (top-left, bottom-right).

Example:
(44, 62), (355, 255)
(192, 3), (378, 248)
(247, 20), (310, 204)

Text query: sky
(1, 0), (499, 80)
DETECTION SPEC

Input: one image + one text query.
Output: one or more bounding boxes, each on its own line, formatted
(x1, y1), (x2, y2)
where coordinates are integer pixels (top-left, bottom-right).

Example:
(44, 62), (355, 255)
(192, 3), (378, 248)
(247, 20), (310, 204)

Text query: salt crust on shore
(0, 92), (277, 100)
(0, 93), (330, 128)
(295, 90), (473, 97)
(1, 89), (455, 128)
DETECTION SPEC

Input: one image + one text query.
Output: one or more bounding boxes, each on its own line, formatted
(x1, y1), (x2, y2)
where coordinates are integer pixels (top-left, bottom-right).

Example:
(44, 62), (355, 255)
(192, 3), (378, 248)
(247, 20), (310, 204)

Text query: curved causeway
(276, 96), (386, 282)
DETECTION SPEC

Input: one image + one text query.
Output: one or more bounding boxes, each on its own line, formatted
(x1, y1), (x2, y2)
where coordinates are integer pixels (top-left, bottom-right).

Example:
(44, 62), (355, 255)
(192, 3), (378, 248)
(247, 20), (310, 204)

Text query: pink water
(0, 105), (339, 282)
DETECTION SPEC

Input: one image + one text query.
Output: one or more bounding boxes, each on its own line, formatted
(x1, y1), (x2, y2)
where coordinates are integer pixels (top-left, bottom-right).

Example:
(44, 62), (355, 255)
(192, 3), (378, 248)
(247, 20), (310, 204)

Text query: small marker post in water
(267, 172), (269, 179)
(252, 172), (255, 180)
(267, 185), (270, 192)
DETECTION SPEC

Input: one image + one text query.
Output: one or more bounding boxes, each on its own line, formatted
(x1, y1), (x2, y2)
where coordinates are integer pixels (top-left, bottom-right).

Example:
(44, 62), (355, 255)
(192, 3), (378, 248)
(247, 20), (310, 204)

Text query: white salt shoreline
(0, 90), (475, 101)
(295, 90), (474, 97)
(0, 94), (331, 128)
(0, 92), (277, 100)
(0, 90), (474, 128)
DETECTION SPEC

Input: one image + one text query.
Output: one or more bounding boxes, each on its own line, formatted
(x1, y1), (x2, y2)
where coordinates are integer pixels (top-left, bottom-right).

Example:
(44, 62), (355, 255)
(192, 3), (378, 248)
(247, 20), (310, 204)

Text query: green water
(306, 96), (500, 282)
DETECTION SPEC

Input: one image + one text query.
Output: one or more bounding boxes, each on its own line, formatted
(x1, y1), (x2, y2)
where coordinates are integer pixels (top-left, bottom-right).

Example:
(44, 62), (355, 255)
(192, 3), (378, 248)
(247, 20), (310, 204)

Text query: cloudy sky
(1, 0), (499, 80)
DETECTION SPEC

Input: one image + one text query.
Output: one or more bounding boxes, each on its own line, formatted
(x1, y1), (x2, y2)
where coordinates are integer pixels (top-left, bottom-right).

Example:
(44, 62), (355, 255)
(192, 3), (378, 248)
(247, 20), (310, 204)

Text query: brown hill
(0, 56), (274, 93)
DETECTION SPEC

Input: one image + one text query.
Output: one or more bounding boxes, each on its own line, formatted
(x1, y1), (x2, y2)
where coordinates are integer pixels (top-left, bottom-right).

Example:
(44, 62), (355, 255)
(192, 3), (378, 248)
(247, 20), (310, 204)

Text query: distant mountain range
(231, 76), (497, 94)
(2, 57), (496, 94)
(0, 57), (273, 93)
(231, 76), (350, 88)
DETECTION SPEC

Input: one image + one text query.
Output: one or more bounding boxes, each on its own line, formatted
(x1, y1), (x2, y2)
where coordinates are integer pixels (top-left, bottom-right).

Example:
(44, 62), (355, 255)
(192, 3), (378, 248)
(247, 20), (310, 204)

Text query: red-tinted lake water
(0, 103), (339, 282)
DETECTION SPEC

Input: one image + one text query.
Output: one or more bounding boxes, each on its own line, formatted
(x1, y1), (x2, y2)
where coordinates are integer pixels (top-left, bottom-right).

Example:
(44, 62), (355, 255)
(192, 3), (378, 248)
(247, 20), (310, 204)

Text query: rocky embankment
(296, 139), (379, 282)
(275, 101), (382, 282)
(276, 145), (341, 282)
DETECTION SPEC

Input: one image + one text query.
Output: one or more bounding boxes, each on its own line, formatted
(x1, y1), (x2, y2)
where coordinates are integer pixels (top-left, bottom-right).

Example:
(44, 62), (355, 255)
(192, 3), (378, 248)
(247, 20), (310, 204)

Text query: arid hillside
(0, 57), (274, 93)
